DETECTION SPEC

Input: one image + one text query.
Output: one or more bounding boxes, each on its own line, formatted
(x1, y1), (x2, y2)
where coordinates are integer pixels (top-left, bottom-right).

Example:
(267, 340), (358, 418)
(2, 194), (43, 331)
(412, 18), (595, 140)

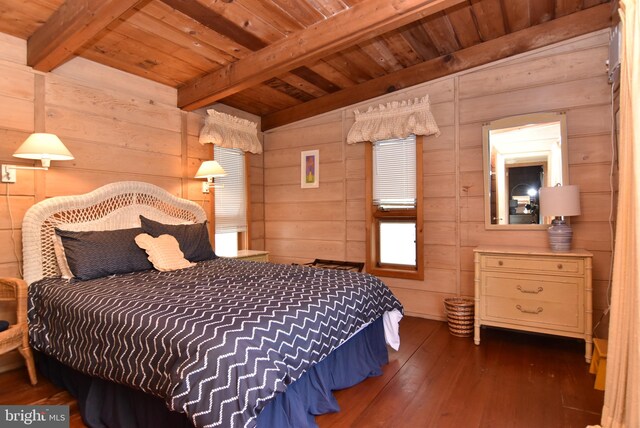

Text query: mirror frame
(482, 112), (569, 230)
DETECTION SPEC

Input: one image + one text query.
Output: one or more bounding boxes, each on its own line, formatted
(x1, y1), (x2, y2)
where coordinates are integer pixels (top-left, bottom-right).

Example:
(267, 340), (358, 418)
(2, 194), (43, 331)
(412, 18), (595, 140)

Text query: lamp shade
(195, 160), (227, 179)
(539, 184), (581, 217)
(13, 133), (74, 167)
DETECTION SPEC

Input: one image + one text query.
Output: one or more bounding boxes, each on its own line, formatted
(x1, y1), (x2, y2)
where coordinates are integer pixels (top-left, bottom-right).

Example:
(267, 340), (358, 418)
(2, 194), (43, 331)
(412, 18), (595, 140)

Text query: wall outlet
(1, 165), (16, 183)
(202, 181), (210, 194)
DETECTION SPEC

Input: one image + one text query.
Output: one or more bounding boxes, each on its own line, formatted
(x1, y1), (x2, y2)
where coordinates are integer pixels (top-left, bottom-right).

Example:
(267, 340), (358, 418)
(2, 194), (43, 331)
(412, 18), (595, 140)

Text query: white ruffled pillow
(135, 233), (195, 272)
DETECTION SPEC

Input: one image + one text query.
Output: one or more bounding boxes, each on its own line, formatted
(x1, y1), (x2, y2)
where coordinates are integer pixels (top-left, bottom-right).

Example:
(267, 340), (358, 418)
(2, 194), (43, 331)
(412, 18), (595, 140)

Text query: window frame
(365, 135), (424, 280)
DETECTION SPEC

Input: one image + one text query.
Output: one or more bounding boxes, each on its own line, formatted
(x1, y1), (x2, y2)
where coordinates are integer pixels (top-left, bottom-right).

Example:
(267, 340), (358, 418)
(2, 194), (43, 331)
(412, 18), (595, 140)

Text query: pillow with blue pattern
(55, 227), (153, 280)
(139, 216), (216, 262)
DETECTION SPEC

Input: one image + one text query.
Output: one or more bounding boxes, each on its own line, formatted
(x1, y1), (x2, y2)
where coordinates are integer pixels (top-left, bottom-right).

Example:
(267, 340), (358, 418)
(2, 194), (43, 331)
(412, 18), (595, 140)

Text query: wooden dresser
(473, 246), (593, 362)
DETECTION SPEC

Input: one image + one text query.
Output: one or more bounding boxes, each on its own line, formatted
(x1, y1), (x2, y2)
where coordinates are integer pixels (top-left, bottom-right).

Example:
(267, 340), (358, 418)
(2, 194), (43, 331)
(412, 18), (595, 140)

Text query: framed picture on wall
(301, 150), (319, 189)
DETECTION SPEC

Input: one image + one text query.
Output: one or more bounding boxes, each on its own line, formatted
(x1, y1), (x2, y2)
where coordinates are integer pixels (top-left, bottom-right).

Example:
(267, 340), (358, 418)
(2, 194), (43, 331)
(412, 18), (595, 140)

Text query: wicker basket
(443, 297), (475, 337)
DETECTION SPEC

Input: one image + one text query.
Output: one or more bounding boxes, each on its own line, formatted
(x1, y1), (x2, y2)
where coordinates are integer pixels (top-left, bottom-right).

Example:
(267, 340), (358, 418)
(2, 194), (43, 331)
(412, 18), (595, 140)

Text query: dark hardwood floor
(0, 317), (603, 428)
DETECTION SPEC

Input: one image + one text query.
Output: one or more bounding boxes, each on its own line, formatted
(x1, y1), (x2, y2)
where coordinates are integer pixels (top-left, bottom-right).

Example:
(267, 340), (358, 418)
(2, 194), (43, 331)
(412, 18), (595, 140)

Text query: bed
(22, 181), (403, 428)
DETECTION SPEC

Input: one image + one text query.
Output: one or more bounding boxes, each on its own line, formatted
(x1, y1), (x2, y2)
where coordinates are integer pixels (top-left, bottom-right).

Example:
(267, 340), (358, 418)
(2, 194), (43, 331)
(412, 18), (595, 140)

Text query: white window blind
(214, 146), (247, 233)
(373, 135), (416, 209)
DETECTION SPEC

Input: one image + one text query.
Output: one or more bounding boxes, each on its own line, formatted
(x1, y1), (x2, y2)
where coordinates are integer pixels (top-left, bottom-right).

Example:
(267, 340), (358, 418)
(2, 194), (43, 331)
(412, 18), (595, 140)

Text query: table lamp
(538, 184), (581, 252)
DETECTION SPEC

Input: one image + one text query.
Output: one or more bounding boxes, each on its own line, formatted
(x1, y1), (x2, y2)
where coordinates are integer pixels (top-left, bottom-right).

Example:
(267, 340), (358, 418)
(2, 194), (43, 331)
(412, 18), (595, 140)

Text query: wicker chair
(0, 277), (37, 385)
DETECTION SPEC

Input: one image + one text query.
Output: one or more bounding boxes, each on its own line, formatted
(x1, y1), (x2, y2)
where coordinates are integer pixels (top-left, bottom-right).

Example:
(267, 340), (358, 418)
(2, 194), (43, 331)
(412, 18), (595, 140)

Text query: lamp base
(547, 218), (573, 252)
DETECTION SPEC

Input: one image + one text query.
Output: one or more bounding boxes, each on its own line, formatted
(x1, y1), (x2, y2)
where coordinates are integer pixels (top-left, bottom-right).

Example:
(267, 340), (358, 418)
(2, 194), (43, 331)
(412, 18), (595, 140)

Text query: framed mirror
(482, 112), (568, 229)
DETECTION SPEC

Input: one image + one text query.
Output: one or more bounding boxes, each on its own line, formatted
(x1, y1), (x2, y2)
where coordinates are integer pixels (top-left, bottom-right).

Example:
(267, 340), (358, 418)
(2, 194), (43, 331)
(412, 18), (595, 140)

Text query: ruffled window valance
(199, 109), (262, 154)
(346, 95), (440, 144)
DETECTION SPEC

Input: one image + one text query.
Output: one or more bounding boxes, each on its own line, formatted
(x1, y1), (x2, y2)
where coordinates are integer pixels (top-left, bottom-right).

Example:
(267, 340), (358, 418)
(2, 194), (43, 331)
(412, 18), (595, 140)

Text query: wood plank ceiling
(0, 0), (612, 131)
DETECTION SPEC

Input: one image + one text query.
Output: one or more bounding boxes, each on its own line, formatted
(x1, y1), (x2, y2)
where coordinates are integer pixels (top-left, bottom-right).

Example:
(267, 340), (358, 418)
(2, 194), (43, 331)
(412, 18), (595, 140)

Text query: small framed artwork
(301, 149), (319, 188)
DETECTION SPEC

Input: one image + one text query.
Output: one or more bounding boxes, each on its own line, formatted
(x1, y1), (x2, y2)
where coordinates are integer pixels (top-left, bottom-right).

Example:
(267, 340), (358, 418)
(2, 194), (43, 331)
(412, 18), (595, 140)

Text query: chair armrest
(0, 277), (28, 325)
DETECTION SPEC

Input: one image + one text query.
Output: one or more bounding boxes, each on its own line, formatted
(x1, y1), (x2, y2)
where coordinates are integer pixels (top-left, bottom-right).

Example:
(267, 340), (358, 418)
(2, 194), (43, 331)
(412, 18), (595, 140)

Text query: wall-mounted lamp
(195, 160), (227, 193)
(2, 133), (74, 183)
(539, 184), (581, 252)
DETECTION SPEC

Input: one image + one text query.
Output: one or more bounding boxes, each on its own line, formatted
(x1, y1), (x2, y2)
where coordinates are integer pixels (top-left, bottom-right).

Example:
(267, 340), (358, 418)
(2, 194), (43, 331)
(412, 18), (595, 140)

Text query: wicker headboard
(22, 181), (207, 285)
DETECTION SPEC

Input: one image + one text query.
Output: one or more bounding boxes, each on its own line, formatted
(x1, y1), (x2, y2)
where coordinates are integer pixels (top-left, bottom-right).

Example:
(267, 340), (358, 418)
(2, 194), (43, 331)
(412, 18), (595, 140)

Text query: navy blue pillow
(55, 228), (153, 280)
(139, 216), (216, 262)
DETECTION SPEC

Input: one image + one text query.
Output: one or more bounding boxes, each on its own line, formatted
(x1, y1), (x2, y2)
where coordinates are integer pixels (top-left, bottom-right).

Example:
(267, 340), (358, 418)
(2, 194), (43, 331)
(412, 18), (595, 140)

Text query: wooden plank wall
(262, 30), (614, 338)
(0, 32), (252, 372)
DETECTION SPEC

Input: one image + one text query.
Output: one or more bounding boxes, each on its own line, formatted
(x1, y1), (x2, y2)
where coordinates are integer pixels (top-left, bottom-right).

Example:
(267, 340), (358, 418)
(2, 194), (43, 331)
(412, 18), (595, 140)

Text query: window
(214, 146), (248, 256)
(379, 222), (416, 265)
(365, 135), (423, 280)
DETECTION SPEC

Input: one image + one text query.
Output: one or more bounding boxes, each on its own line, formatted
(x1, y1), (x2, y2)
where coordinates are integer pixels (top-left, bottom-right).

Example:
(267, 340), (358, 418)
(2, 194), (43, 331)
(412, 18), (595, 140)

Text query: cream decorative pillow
(52, 234), (73, 279)
(134, 233), (196, 272)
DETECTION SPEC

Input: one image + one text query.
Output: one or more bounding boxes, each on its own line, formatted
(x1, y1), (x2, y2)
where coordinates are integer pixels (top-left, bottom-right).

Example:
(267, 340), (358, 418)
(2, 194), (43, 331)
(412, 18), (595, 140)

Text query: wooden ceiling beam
(27, 0), (144, 71)
(261, 2), (611, 131)
(158, 0), (268, 51)
(178, 0), (468, 110)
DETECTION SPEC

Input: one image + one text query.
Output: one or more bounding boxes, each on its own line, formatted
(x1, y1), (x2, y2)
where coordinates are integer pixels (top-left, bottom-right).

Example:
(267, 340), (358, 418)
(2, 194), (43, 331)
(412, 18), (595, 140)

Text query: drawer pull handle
(516, 305), (543, 315)
(498, 260), (504, 266)
(517, 285), (544, 294)
(557, 263), (563, 269)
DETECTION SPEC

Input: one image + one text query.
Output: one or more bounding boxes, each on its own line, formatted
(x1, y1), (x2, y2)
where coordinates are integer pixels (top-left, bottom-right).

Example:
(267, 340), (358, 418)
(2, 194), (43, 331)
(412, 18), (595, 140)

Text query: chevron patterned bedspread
(28, 258), (403, 428)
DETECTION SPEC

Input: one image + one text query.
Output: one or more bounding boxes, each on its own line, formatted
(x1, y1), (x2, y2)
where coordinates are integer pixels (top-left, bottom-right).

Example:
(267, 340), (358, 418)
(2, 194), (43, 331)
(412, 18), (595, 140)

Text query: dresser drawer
(483, 273), (582, 304)
(483, 255), (583, 275)
(483, 297), (583, 332)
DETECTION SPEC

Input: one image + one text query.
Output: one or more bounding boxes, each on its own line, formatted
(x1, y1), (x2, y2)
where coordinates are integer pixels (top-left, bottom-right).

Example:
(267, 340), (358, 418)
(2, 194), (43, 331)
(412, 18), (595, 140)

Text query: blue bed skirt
(36, 317), (388, 428)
